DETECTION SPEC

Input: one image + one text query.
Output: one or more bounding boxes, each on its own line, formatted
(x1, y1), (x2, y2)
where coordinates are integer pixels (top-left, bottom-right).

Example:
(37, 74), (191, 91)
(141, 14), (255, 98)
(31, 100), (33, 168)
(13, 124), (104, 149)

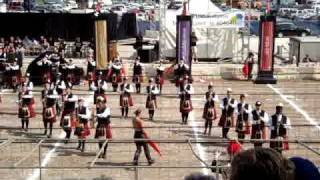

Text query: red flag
(227, 140), (242, 156)
(242, 63), (249, 77)
(143, 131), (162, 157)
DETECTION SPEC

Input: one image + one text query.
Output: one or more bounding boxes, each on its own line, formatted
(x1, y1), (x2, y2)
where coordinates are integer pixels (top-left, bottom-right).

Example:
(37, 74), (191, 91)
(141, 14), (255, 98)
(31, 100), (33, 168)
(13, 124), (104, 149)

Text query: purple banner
(177, 20), (191, 66)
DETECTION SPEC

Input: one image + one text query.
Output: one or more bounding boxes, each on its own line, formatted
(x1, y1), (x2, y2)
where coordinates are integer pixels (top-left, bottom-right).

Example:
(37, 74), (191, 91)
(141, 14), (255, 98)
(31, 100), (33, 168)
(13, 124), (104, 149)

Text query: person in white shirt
(269, 103), (291, 153)
(94, 96), (112, 159)
(21, 73), (33, 91)
(155, 62), (165, 94)
(146, 78), (159, 121)
(250, 101), (269, 147)
(75, 98), (92, 152)
(91, 73), (108, 104)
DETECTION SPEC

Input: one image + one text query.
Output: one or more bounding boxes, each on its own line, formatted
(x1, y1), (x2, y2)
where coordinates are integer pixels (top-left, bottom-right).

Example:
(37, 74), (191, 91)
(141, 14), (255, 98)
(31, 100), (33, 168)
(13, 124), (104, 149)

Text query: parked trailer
(289, 36), (320, 63)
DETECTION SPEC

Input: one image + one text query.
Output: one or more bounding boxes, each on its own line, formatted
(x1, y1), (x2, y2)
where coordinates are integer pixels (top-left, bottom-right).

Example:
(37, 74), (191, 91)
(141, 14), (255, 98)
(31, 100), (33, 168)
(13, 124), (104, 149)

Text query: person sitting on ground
(230, 147), (295, 180)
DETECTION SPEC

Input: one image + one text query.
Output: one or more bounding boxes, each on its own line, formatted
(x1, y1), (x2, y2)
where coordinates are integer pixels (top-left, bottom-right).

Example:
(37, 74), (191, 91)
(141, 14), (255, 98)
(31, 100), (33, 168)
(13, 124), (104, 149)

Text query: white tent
(162, 0), (244, 59)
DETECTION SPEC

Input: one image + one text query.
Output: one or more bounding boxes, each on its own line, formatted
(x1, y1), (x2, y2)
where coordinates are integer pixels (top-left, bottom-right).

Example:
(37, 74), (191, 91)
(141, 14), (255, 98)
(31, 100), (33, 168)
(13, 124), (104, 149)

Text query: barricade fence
(0, 138), (319, 180)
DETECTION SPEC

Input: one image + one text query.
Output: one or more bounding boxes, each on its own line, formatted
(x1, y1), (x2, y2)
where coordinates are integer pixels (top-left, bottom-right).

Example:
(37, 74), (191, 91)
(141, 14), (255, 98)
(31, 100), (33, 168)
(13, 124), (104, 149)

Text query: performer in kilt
(132, 108), (155, 165)
(91, 73), (108, 104)
(269, 103), (291, 154)
(179, 77), (194, 125)
(235, 94), (252, 143)
(61, 88), (78, 142)
(202, 98), (217, 135)
(36, 55), (52, 83)
(18, 102), (30, 132)
(19, 90), (36, 131)
(95, 96), (112, 159)
(205, 82), (219, 102)
(174, 60), (189, 93)
(52, 73), (66, 115)
(107, 59), (124, 92)
(145, 78), (159, 121)
(155, 62), (165, 94)
(132, 56), (143, 93)
(6, 61), (21, 92)
(250, 101), (269, 147)
(43, 87), (58, 138)
(218, 88), (237, 138)
(87, 55), (96, 89)
(21, 73), (33, 91)
(120, 84), (133, 119)
(120, 76), (129, 92)
(75, 98), (91, 152)
(63, 59), (76, 85)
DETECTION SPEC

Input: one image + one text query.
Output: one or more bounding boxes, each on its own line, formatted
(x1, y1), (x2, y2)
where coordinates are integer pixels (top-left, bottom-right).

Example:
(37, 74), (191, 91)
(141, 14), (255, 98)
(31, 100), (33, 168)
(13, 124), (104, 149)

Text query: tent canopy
(177, 0), (223, 15)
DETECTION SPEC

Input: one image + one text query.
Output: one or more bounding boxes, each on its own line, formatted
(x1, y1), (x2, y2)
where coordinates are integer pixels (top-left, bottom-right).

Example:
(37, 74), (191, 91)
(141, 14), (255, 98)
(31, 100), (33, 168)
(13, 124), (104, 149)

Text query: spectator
(245, 52), (254, 80)
(191, 32), (198, 63)
(302, 54), (312, 63)
(290, 157), (320, 180)
(230, 147), (295, 180)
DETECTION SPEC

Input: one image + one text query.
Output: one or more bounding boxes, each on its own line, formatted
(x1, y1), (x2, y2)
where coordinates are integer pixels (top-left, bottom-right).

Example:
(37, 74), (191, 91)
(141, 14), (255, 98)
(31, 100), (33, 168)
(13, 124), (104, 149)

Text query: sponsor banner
(259, 21), (274, 71)
(167, 12), (244, 28)
(177, 18), (191, 66)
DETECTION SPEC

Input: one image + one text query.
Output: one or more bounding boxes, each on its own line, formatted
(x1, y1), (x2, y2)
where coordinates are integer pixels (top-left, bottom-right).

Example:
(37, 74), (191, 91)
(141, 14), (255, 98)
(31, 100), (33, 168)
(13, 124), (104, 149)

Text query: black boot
(81, 141), (85, 152)
(77, 140), (81, 150)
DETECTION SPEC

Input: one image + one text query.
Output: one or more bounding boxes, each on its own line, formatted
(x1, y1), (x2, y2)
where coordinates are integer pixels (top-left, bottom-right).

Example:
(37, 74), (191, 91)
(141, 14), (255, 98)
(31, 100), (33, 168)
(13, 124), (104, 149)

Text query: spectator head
(240, 94), (247, 102)
(248, 52), (254, 57)
(290, 157), (320, 180)
(230, 148), (294, 180)
(184, 172), (215, 180)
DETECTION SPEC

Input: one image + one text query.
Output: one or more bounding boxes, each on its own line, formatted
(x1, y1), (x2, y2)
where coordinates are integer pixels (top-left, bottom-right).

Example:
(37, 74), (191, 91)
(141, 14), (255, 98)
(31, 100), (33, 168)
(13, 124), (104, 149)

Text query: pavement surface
(0, 77), (320, 180)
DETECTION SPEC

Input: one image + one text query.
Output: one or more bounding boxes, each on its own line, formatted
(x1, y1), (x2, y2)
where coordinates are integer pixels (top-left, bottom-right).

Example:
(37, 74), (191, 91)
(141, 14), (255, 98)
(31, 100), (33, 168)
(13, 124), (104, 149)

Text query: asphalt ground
(0, 79), (319, 180)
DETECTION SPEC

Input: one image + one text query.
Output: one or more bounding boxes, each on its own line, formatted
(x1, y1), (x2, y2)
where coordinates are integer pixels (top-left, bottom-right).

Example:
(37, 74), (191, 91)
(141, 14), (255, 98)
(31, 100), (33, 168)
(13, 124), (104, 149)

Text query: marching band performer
(250, 101), (269, 147)
(202, 98), (217, 135)
(235, 94), (252, 142)
(19, 90), (36, 131)
(132, 108), (155, 165)
(179, 77), (194, 125)
(91, 73), (108, 104)
(75, 98), (91, 152)
(205, 82), (219, 102)
(54, 73), (66, 96)
(6, 61), (21, 92)
(145, 78), (159, 121)
(132, 56), (143, 93)
(21, 73), (33, 91)
(94, 96), (112, 159)
(218, 88), (237, 138)
(43, 85), (59, 138)
(36, 54), (52, 83)
(120, 76), (129, 92)
(18, 103), (30, 131)
(269, 103), (291, 153)
(87, 55), (96, 89)
(61, 88), (78, 142)
(63, 59), (76, 85)
(202, 83), (218, 135)
(155, 62), (165, 94)
(107, 59), (124, 92)
(120, 83), (134, 119)
(174, 60), (189, 93)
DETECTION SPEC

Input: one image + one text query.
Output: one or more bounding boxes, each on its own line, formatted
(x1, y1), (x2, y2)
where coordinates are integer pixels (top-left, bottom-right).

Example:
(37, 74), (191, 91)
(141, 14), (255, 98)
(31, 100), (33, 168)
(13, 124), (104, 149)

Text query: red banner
(260, 21), (274, 71)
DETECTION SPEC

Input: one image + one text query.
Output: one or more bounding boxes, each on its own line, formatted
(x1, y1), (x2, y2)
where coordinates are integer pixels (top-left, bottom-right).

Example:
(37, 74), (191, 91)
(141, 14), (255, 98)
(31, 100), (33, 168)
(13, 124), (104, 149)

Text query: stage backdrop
(0, 13), (136, 41)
